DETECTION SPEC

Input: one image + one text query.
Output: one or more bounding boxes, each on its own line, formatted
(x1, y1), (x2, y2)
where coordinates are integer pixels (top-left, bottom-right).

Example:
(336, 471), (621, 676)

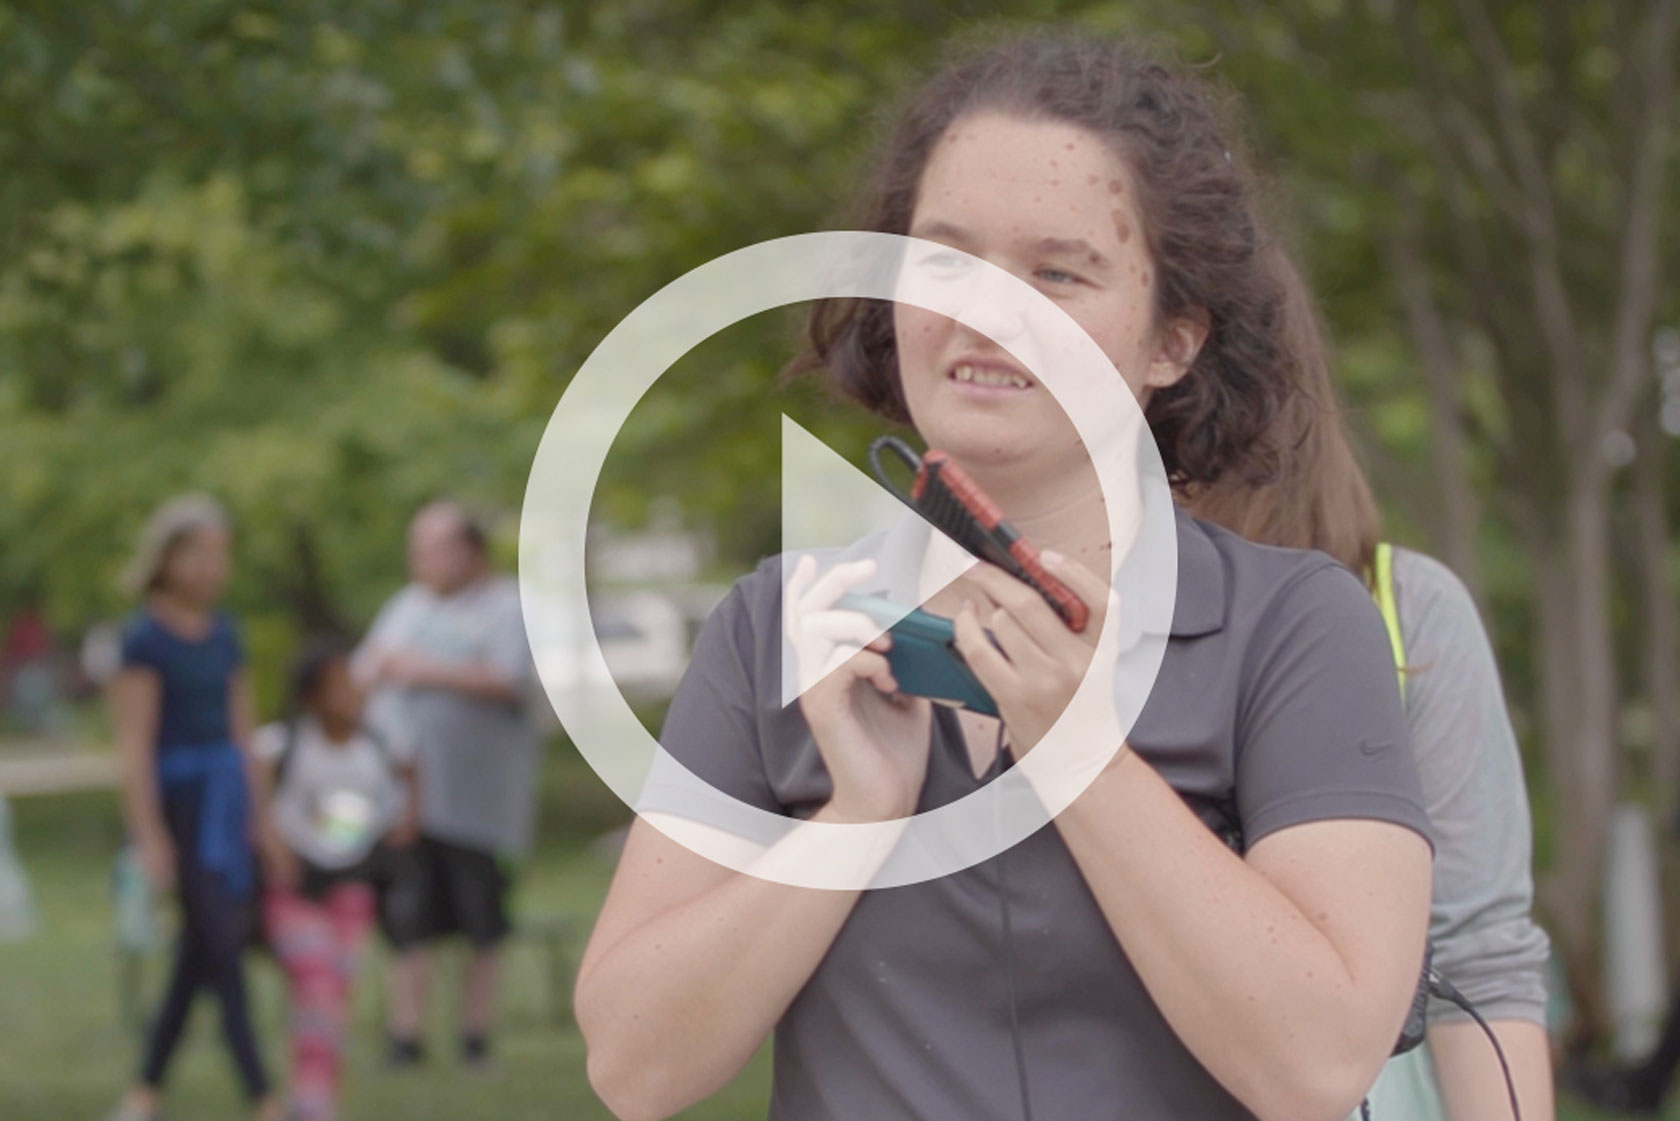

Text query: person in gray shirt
(353, 500), (537, 1068)
(576, 35), (1435, 1121)
(1190, 256), (1553, 1121)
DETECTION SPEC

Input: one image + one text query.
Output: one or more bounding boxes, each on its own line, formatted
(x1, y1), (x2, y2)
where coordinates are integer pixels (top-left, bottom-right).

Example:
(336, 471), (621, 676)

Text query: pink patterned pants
(263, 882), (376, 1121)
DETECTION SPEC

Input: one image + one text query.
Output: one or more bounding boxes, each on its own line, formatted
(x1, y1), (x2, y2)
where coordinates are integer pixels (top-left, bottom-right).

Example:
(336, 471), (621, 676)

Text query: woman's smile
(945, 356), (1036, 398)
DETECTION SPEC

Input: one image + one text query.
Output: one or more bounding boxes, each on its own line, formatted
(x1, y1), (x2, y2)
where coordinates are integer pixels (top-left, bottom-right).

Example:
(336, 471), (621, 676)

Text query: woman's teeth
(951, 364), (1030, 388)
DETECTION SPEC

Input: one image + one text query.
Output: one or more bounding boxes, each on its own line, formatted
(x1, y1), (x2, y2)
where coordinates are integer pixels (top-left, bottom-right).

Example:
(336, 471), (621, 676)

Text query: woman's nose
(953, 266), (1030, 344)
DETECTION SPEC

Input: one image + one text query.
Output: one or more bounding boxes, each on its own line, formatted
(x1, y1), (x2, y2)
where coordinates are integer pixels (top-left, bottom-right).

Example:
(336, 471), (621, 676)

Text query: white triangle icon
(779, 415), (978, 707)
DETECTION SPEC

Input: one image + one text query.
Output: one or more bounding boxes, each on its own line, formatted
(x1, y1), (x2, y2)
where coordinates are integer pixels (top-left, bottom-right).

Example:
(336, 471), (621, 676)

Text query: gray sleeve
(637, 573), (786, 830)
(483, 580), (535, 687)
(1235, 561), (1432, 848)
(1395, 549), (1550, 1025)
(351, 587), (410, 680)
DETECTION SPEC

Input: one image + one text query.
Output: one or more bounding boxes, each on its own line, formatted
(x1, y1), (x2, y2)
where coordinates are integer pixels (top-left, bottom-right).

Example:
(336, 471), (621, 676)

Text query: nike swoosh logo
(1360, 739), (1393, 756)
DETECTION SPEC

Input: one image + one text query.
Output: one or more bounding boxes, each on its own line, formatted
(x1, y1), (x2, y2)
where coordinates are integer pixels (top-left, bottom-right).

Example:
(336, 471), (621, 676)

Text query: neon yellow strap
(1373, 542), (1406, 701)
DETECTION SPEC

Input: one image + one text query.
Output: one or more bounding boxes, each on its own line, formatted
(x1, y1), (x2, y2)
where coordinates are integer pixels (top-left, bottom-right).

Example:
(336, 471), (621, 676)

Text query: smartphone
(835, 592), (998, 717)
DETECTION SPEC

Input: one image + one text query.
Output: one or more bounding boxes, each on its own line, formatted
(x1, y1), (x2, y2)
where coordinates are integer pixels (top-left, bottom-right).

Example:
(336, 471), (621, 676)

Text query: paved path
(0, 745), (116, 796)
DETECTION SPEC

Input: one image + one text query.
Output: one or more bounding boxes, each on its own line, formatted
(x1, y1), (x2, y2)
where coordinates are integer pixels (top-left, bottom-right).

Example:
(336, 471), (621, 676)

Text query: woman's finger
(959, 562), (1071, 652)
(1041, 550), (1114, 632)
(798, 558), (879, 614)
(987, 605), (1057, 678)
(799, 609), (890, 650)
(951, 600), (1017, 700)
(815, 644), (891, 690)
(783, 553), (818, 641)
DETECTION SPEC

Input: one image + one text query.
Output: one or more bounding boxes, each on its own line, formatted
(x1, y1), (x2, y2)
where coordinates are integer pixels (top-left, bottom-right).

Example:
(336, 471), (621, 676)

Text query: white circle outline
(518, 231), (1176, 889)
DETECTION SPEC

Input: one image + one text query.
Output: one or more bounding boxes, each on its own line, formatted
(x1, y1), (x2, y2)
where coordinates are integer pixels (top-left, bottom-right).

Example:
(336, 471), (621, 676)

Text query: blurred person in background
(1187, 260), (1554, 1121)
(256, 637), (418, 1121)
(353, 500), (538, 1069)
(105, 494), (287, 1121)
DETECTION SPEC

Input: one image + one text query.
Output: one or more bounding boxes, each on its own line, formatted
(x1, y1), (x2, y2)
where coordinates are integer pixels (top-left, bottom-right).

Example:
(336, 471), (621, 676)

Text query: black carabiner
(867, 435), (923, 509)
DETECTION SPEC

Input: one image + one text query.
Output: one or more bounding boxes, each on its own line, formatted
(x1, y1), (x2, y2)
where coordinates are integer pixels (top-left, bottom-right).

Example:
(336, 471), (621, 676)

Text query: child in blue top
(105, 495), (286, 1121)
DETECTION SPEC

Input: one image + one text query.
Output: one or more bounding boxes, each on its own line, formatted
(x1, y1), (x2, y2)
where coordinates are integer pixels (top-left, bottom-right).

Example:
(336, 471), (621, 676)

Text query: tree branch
(1384, 196), (1486, 602)
(1450, 0), (1558, 234)
(1597, 0), (1680, 437)
(1445, 0), (1590, 453)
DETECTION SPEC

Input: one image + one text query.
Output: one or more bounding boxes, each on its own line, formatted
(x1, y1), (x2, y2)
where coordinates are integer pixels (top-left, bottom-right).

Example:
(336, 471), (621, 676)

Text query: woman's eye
(1036, 267), (1083, 286)
(921, 251), (968, 271)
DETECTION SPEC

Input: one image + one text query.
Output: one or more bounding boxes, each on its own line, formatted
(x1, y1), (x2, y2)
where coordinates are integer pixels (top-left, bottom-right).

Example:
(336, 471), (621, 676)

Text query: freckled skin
(894, 112), (1196, 474)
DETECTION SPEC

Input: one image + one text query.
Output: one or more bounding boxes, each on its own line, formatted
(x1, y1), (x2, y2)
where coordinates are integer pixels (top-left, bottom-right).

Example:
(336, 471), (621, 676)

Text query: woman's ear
(1145, 313), (1209, 392)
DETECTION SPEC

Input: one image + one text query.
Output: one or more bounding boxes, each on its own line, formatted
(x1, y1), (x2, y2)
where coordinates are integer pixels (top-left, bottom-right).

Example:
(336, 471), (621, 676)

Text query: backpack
(272, 717), (399, 792)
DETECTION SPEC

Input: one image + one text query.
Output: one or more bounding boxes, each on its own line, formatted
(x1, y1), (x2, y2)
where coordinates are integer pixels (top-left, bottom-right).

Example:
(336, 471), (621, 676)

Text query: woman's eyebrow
(909, 222), (1113, 271)
(909, 219), (970, 243)
(1036, 236), (1112, 270)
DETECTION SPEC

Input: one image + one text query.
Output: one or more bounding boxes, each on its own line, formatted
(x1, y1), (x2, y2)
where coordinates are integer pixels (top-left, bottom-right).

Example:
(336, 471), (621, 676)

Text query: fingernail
(1042, 549), (1065, 568)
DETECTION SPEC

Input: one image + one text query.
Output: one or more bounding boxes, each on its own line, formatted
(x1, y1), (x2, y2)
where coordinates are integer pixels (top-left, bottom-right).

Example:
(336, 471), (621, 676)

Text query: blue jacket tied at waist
(157, 741), (254, 901)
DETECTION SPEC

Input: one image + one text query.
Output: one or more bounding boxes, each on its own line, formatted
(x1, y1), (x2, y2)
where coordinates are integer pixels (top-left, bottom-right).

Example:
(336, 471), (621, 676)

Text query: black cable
(1427, 969), (1523, 1121)
(989, 727), (1034, 1121)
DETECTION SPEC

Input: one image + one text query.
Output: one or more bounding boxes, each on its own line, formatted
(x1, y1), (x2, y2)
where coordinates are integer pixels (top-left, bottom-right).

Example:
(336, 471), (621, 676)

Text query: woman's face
(894, 112), (1202, 473)
(159, 525), (232, 605)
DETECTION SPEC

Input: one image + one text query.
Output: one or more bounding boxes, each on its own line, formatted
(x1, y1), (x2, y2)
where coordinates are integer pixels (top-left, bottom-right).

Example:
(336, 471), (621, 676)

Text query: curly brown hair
(786, 32), (1327, 491)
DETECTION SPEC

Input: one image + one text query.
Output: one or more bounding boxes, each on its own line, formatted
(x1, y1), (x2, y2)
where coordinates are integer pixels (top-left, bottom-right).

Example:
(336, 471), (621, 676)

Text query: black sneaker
(385, 1034), (426, 1070)
(1564, 1062), (1664, 1115)
(461, 1033), (491, 1069)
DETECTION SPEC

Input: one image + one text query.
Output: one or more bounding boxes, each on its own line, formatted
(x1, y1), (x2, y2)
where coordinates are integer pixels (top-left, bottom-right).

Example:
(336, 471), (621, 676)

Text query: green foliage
(1, 0), (1675, 763)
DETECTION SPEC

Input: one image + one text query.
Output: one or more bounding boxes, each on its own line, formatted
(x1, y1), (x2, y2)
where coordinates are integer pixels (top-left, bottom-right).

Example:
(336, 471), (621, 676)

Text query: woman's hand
(139, 831), (177, 894)
(258, 828), (300, 890)
(784, 554), (932, 822)
(387, 809), (420, 849)
(951, 551), (1122, 755)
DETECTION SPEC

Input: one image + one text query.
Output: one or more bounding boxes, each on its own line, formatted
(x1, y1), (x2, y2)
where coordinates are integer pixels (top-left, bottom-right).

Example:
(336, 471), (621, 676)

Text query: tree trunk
(1635, 408), (1680, 822)
(285, 522), (348, 637)
(1387, 224), (1485, 602)
(1535, 473), (1622, 1045)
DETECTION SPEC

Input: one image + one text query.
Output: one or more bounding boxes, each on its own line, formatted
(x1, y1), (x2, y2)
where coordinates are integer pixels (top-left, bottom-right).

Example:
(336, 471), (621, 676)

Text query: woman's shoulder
(1389, 546), (1480, 630)
(119, 608), (158, 643)
(1183, 513), (1372, 632)
(117, 608), (167, 667)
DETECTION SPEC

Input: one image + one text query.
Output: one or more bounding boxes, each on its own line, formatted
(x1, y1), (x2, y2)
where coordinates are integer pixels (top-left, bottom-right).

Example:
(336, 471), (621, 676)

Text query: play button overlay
(778, 414), (980, 709)
(519, 232), (1176, 889)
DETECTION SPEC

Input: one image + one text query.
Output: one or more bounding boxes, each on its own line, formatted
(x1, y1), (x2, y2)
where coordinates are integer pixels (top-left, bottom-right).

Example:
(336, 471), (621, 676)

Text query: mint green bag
(1355, 1046), (1447, 1121)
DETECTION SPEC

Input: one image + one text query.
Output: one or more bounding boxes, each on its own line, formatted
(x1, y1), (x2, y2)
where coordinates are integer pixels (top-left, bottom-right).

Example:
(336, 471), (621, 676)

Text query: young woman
(258, 639), (419, 1121)
(576, 35), (1435, 1121)
(106, 495), (286, 1121)
(1187, 260), (1555, 1121)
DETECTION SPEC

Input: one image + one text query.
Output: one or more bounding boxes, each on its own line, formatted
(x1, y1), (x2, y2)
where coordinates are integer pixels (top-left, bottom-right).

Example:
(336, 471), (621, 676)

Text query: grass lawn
(0, 748), (770, 1121)
(0, 744), (1661, 1120)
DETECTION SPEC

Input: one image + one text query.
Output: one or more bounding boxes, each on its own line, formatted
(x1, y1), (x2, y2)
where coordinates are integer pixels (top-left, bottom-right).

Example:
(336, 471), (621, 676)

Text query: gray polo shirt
(649, 508), (1431, 1121)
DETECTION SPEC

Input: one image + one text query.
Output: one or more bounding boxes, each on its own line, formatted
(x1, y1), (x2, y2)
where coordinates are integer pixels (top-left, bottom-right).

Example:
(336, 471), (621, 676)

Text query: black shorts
(379, 835), (512, 951)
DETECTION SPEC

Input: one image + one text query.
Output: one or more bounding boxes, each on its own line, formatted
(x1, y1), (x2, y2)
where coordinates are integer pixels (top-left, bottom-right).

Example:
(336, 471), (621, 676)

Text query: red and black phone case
(869, 436), (1090, 633)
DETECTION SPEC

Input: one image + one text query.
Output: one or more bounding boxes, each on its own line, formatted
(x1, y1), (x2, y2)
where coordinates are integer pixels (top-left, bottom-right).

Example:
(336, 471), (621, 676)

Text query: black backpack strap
(274, 717), (302, 789)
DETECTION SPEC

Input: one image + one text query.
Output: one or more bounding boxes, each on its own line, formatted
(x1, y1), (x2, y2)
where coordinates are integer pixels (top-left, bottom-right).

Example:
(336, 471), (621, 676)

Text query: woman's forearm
(1429, 1018), (1553, 1121)
(1046, 751), (1430, 1121)
(577, 808), (899, 1121)
(116, 737), (166, 843)
(109, 672), (166, 843)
